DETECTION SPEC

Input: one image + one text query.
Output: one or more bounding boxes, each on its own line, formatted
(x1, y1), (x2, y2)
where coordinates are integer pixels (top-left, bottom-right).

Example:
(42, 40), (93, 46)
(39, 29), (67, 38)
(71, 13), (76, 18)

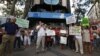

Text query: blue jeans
(93, 38), (100, 48)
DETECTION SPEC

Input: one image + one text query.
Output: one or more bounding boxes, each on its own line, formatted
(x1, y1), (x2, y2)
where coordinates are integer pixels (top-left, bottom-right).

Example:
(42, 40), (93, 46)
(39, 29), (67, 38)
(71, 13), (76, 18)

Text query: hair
(6, 18), (10, 22)
(92, 26), (97, 30)
(85, 26), (89, 29)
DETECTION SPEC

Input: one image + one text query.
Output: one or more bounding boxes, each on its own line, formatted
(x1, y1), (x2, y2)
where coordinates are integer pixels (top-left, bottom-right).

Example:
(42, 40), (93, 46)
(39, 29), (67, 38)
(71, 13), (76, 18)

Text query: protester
(30, 27), (34, 42)
(91, 25), (99, 48)
(36, 21), (46, 53)
(45, 26), (52, 49)
(83, 26), (92, 54)
(0, 26), (3, 44)
(75, 24), (84, 55)
(60, 27), (67, 49)
(14, 29), (21, 48)
(33, 25), (38, 44)
(54, 27), (60, 45)
(24, 28), (31, 48)
(97, 28), (100, 47)
(20, 28), (25, 46)
(0, 16), (19, 56)
(51, 27), (56, 47)
(68, 24), (75, 50)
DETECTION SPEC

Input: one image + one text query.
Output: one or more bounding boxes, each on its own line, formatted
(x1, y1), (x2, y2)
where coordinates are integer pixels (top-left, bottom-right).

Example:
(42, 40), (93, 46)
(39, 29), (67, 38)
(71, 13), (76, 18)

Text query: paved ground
(14, 46), (100, 56)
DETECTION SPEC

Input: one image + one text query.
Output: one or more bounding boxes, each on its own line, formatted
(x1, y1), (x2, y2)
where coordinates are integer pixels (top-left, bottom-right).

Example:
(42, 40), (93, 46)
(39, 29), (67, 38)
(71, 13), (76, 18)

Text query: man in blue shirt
(0, 16), (19, 56)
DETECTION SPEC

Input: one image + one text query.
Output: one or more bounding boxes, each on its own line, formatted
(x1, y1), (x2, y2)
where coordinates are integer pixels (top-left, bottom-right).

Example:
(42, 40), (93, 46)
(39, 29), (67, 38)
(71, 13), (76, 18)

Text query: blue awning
(28, 12), (72, 19)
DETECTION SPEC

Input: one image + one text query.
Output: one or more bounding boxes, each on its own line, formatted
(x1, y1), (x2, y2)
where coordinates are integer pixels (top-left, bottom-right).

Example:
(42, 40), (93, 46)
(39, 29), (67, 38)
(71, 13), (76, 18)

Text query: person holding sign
(36, 21), (46, 53)
(82, 26), (92, 54)
(45, 26), (53, 49)
(74, 24), (84, 55)
(68, 24), (75, 50)
(60, 27), (67, 49)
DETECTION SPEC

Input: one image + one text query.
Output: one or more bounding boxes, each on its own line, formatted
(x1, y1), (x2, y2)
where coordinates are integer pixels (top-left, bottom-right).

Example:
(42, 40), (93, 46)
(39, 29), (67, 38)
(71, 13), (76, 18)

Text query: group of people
(0, 16), (34, 56)
(0, 16), (100, 56)
(68, 23), (100, 55)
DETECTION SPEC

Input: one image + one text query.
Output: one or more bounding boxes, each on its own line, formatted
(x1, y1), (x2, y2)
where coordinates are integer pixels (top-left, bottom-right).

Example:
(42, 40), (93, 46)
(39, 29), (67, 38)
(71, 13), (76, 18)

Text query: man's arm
(1, 23), (6, 34)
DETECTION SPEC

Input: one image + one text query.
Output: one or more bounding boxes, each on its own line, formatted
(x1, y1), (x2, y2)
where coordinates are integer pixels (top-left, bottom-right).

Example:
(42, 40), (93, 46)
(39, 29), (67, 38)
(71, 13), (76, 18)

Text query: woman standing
(83, 26), (92, 54)
(24, 28), (31, 48)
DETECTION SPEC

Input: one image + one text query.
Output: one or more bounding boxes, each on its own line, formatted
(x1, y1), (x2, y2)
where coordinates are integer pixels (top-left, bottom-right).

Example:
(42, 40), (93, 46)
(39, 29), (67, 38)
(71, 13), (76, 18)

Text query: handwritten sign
(16, 18), (29, 28)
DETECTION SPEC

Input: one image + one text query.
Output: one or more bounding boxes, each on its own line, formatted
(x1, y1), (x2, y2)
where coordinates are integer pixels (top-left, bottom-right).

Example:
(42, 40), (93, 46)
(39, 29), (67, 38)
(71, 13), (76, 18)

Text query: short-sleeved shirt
(37, 26), (46, 37)
(1, 22), (19, 35)
(83, 30), (90, 42)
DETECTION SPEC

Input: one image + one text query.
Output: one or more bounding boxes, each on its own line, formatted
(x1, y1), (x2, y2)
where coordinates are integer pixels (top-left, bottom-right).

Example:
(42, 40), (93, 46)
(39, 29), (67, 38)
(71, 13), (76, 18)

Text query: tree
(23, 0), (34, 19)
(10, 0), (18, 15)
(91, 0), (100, 19)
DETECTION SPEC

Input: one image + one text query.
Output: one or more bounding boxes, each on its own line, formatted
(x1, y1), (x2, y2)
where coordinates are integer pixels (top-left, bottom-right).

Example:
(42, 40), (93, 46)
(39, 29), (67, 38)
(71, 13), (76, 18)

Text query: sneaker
(75, 51), (78, 53)
(80, 52), (84, 55)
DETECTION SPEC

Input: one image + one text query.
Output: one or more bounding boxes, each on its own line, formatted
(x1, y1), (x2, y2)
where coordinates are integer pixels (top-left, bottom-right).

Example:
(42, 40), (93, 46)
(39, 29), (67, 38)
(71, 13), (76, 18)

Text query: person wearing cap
(0, 16), (19, 56)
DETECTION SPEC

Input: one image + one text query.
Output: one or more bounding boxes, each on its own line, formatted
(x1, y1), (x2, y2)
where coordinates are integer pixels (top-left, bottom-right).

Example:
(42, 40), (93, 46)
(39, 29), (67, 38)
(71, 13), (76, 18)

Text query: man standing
(74, 24), (83, 55)
(36, 21), (46, 53)
(0, 16), (19, 56)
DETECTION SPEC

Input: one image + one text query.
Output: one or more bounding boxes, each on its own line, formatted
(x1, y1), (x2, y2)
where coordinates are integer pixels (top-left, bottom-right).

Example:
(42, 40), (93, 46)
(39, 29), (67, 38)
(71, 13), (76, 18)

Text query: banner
(74, 26), (81, 35)
(60, 36), (67, 44)
(69, 26), (81, 35)
(46, 30), (55, 36)
(69, 26), (75, 35)
(16, 18), (29, 28)
(66, 15), (76, 24)
(28, 12), (72, 19)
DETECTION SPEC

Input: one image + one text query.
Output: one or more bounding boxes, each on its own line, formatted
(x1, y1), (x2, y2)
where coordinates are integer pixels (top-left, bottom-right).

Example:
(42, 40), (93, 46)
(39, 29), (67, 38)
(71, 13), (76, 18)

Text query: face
(39, 21), (42, 25)
(10, 18), (16, 23)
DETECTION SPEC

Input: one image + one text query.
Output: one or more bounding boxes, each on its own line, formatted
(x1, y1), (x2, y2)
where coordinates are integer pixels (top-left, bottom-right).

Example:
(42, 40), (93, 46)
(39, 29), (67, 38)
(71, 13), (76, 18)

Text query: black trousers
(14, 37), (21, 48)
(55, 35), (60, 45)
(0, 35), (2, 44)
(67, 35), (75, 50)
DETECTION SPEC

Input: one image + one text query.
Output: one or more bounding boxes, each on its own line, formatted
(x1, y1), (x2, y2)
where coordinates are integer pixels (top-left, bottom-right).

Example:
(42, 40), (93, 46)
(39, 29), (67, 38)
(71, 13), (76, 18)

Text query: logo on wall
(44, 0), (59, 5)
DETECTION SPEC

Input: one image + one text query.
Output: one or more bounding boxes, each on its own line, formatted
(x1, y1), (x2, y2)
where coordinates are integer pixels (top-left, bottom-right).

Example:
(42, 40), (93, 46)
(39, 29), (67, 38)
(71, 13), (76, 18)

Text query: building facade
(28, 0), (72, 27)
(87, 2), (100, 19)
(34, 0), (68, 7)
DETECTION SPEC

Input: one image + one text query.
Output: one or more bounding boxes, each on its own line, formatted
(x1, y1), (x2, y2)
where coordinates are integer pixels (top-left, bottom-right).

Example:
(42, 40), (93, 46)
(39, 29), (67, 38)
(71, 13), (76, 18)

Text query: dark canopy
(30, 4), (70, 13)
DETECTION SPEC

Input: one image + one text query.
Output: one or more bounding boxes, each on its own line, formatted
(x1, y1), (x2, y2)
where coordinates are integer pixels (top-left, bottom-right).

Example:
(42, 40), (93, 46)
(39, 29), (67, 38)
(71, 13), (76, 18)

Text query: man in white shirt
(36, 21), (46, 53)
(74, 24), (83, 55)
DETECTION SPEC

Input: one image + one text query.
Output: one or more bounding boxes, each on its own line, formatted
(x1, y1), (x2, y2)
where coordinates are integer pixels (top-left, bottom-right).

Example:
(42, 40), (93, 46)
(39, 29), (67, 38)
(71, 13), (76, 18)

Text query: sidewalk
(14, 46), (100, 56)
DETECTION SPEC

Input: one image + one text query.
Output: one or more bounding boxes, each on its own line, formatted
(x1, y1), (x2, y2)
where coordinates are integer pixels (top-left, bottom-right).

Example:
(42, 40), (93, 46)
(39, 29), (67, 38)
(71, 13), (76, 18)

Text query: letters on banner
(46, 30), (55, 36)
(60, 36), (67, 44)
(16, 18), (29, 28)
(69, 26), (81, 35)
(66, 15), (76, 24)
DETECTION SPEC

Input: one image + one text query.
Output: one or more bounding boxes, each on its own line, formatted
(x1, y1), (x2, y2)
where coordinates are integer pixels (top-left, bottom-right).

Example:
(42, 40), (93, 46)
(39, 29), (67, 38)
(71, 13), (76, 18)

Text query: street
(14, 46), (100, 56)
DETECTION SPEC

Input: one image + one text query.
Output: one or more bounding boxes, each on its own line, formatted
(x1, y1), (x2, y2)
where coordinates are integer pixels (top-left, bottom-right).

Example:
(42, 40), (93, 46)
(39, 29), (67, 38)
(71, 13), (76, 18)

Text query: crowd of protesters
(0, 16), (100, 56)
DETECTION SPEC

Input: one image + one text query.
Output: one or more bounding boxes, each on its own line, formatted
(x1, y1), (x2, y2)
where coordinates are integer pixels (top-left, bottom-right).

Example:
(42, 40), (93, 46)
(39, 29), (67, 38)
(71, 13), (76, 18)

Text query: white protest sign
(74, 26), (81, 35)
(60, 36), (67, 44)
(16, 18), (29, 28)
(46, 29), (52, 36)
(66, 15), (76, 24)
(46, 29), (55, 36)
(60, 30), (67, 34)
(69, 26), (81, 35)
(69, 26), (76, 35)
